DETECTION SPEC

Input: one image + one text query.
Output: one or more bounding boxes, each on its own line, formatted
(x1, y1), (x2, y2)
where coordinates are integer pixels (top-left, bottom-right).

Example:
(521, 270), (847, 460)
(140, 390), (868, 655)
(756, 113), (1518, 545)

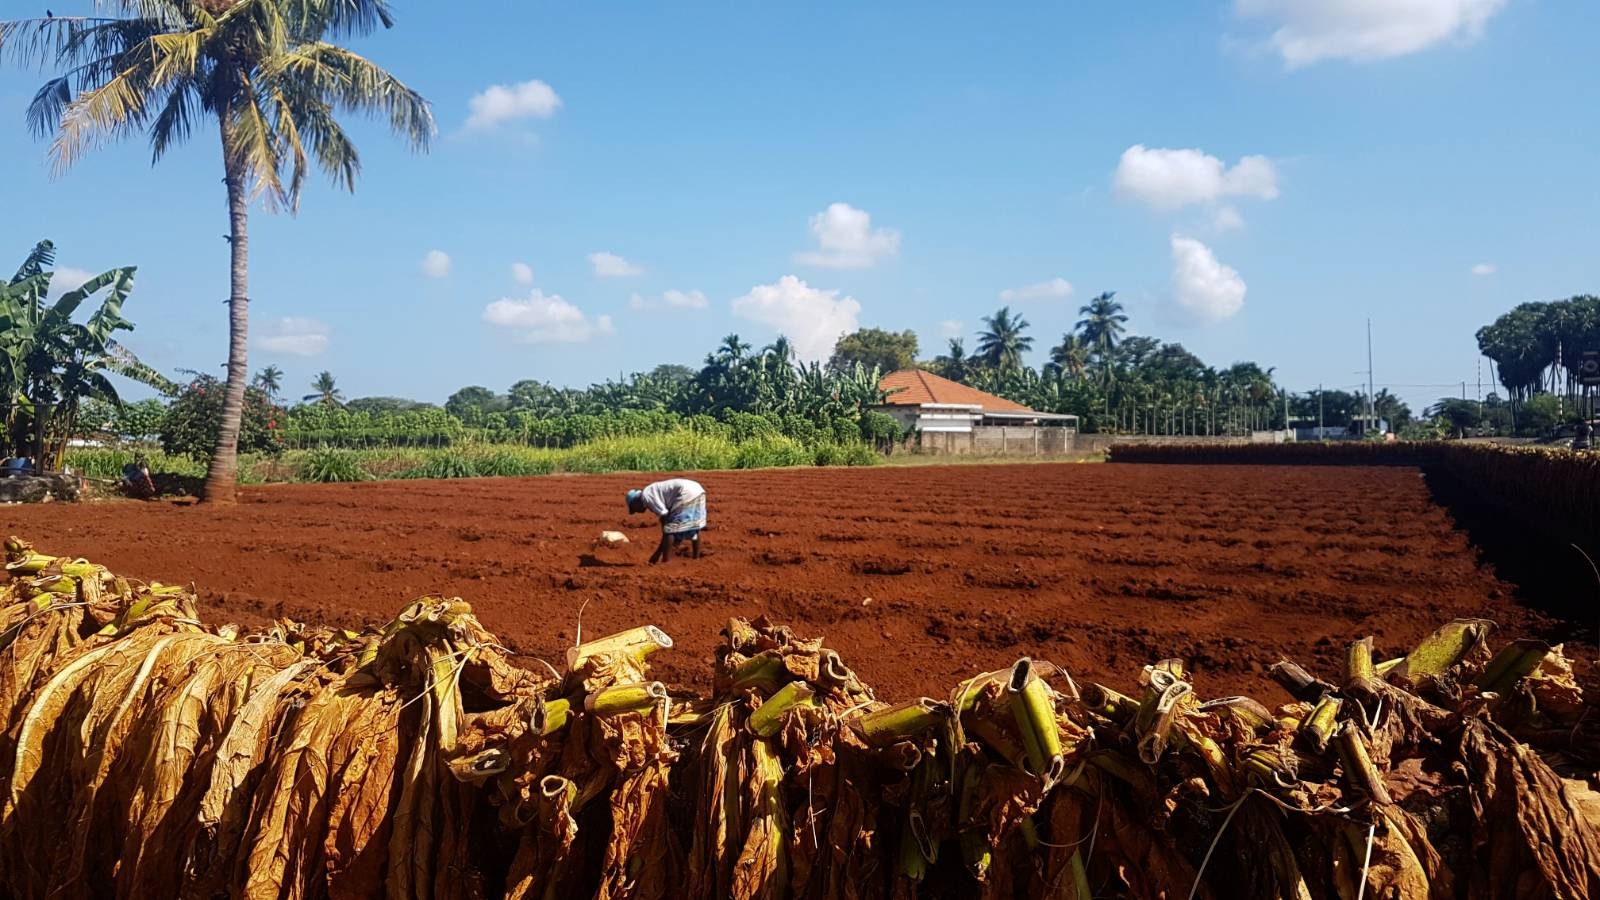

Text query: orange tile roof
(877, 369), (1033, 412)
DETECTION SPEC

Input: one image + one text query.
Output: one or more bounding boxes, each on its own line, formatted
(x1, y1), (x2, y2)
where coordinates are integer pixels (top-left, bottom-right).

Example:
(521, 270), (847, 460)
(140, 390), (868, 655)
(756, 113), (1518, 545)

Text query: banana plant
(0, 240), (173, 466)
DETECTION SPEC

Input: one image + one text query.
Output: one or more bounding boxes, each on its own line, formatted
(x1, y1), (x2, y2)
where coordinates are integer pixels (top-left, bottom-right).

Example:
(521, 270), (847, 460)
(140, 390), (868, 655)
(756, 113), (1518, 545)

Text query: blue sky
(2, 1), (1594, 413)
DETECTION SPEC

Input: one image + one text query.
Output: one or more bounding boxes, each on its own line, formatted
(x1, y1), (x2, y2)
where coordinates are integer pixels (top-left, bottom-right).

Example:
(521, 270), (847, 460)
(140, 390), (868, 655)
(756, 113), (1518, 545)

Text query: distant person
(121, 454), (156, 499)
(626, 477), (706, 564)
(1574, 420), (1592, 451)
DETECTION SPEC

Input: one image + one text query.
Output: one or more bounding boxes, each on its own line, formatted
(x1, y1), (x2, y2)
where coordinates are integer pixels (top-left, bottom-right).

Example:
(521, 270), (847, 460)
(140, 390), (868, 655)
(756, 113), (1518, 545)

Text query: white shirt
(639, 478), (705, 517)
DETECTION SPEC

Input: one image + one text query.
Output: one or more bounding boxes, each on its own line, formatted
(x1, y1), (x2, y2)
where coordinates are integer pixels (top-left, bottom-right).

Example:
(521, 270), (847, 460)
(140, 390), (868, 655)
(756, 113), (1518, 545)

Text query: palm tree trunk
(202, 119), (249, 504)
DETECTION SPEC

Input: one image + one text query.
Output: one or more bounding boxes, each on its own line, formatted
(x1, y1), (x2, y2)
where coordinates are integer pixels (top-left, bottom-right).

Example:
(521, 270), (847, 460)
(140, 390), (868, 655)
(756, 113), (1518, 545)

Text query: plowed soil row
(4, 463), (1581, 702)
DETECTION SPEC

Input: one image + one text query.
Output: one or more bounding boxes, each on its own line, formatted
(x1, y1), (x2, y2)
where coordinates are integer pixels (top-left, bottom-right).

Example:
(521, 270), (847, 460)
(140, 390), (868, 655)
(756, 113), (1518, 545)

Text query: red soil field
(3, 463), (1579, 703)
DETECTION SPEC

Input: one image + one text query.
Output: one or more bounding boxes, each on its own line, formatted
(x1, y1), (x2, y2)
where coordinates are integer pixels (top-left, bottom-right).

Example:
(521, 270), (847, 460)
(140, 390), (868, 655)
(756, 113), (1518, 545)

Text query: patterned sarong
(663, 493), (707, 537)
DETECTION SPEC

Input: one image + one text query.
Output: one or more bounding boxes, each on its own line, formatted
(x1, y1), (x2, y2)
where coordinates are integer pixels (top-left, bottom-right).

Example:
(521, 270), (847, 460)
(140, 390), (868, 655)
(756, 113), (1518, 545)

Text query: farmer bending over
(121, 454), (156, 499)
(626, 478), (706, 564)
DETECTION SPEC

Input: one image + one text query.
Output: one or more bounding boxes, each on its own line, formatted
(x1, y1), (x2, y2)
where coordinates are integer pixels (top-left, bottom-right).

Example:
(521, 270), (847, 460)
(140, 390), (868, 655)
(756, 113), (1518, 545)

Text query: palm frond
(228, 76), (288, 208)
(0, 16), (130, 70)
(11, 240), (56, 284)
(149, 77), (203, 160)
(50, 53), (164, 175)
(266, 42), (433, 149)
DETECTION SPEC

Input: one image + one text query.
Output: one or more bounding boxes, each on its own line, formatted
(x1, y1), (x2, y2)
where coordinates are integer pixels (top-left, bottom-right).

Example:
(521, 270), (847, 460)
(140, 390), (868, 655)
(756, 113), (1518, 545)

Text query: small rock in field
(862, 597), (874, 606)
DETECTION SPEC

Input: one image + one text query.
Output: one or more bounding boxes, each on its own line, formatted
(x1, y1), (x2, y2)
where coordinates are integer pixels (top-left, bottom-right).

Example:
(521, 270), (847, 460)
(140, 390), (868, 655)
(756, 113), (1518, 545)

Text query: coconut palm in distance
(304, 371), (343, 407)
(1049, 333), (1090, 381)
(0, 1), (433, 504)
(976, 307), (1033, 372)
(1075, 291), (1127, 382)
(253, 364), (284, 399)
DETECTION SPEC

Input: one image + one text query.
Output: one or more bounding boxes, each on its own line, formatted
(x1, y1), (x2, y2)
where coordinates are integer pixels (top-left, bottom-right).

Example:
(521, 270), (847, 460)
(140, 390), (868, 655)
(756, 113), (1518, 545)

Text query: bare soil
(4, 463), (1581, 702)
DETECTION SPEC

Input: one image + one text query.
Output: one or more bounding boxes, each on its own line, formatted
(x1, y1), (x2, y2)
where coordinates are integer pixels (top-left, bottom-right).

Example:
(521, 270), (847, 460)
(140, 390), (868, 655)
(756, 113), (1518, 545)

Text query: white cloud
(629, 289), (709, 311)
(1235, 0), (1506, 67)
(511, 262), (534, 285)
(466, 79), (562, 128)
(1213, 205), (1246, 231)
(1171, 235), (1246, 322)
(483, 290), (614, 344)
(1114, 145), (1279, 211)
(257, 317), (331, 357)
(939, 320), (965, 339)
(998, 277), (1074, 303)
(731, 275), (861, 361)
(588, 251), (644, 278)
(421, 250), (451, 278)
(794, 202), (901, 269)
(1471, 263), (1496, 276)
(47, 266), (94, 297)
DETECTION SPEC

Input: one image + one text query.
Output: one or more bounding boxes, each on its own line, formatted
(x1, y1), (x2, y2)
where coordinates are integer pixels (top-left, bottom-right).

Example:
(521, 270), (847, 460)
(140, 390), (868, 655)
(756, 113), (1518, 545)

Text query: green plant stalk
(1344, 637), (1381, 699)
(746, 680), (815, 738)
(1476, 639), (1551, 694)
(1334, 721), (1393, 805)
(567, 624), (673, 670)
(535, 697), (572, 735)
(748, 737), (790, 892)
(1198, 696), (1275, 731)
(1082, 683), (1136, 726)
(1067, 850), (1091, 900)
(584, 681), (668, 716)
(730, 653), (785, 692)
(856, 698), (948, 746)
(1019, 816), (1040, 849)
(4, 553), (100, 579)
(1401, 618), (1491, 681)
(1008, 659), (1064, 778)
(958, 764), (991, 881)
(954, 669), (1007, 713)
(1299, 695), (1342, 754)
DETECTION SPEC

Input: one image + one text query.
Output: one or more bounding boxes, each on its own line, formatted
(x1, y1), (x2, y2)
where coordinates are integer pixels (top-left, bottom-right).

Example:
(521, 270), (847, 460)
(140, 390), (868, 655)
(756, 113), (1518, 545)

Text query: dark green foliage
(827, 327), (918, 376)
(160, 374), (283, 460)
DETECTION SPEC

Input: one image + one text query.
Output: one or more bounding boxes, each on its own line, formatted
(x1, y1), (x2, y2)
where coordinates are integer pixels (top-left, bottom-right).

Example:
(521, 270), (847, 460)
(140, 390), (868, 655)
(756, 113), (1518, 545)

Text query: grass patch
(67, 429), (885, 488)
(297, 447), (372, 483)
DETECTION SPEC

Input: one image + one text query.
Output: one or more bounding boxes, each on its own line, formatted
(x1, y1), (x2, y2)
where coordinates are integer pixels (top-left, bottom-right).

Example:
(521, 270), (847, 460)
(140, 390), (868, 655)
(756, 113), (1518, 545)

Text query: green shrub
(401, 451), (478, 480)
(298, 448), (370, 483)
(471, 447), (556, 477)
(843, 442), (882, 466)
(160, 374), (284, 460)
(811, 443), (847, 467)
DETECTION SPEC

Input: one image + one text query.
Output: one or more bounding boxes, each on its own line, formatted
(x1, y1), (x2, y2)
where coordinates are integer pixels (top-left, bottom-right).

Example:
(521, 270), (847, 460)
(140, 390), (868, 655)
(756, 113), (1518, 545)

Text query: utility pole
(1366, 318), (1376, 433)
(1477, 358), (1483, 421)
(1318, 383), (1324, 439)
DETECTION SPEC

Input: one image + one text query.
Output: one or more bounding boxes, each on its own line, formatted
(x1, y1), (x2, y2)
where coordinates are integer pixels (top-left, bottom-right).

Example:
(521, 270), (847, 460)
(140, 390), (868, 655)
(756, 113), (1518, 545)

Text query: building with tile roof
(876, 369), (1079, 433)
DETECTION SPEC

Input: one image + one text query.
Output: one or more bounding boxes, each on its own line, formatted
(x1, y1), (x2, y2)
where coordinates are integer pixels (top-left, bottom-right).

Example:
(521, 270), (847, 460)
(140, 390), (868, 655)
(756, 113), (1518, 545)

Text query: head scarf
(626, 489), (643, 511)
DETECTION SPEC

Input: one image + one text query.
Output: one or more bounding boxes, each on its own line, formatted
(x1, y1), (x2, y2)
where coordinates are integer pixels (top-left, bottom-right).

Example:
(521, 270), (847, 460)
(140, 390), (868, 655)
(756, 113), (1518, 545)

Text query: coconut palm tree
(976, 307), (1033, 372)
(1075, 291), (1127, 384)
(1048, 334), (1090, 381)
(304, 371), (343, 407)
(2, 1), (433, 503)
(932, 337), (970, 382)
(253, 364), (284, 398)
